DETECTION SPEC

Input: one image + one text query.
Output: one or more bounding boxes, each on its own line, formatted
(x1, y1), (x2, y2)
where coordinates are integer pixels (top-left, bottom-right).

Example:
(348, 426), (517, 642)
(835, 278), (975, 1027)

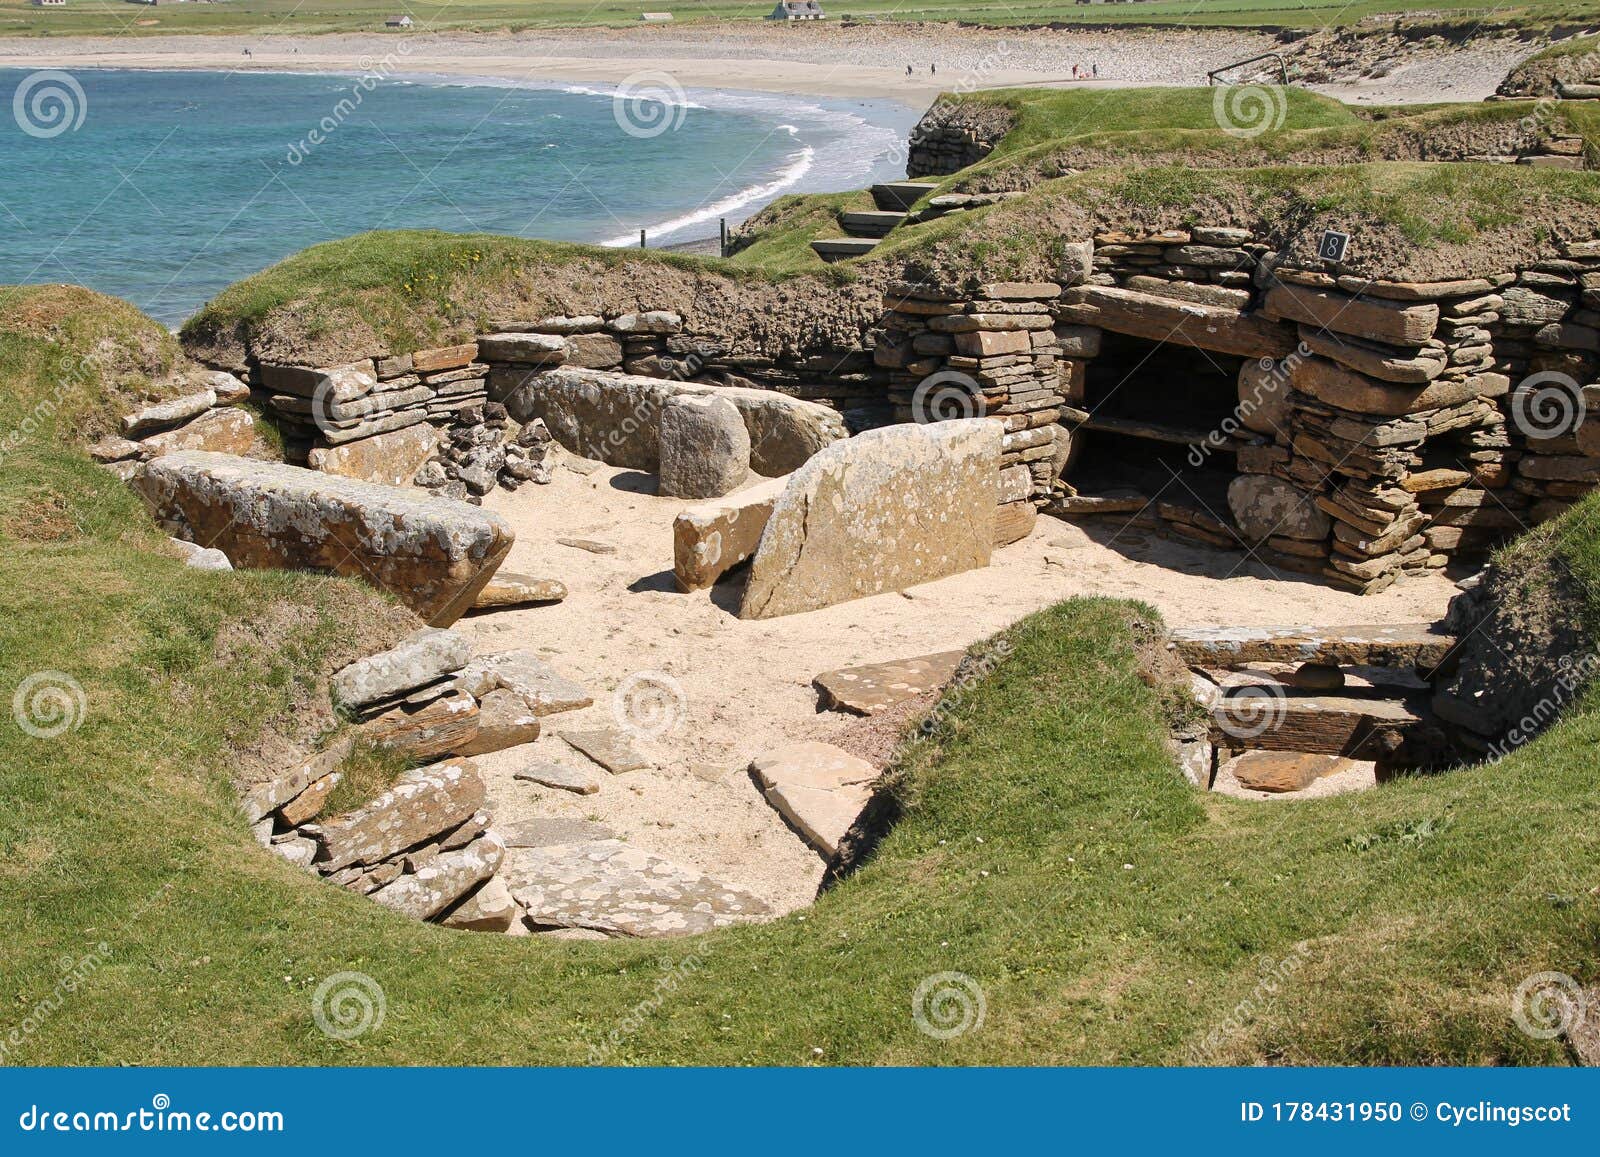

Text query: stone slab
(1057, 285), (1296, 359)
(439, 875), (520, 932)
(456, 688), (541, 756)
(560, 727), (651, 773)
(505, 840), (769, 937)
(514, 760), (601, 795)
(1170, 624), (1456, 670)
(122, 390), (216, 436)
(333, 627), (473, 711)
(472, 573), (567, 609)
(370, 832), (505, 921)
(672, 477), (787, 591)
(1229, 751), (1346, 793)
(741, 419), (1001, 619)
(130, 452), (513, 626)
(502, 367), (846, 477)
(311, 758), (486, 872)
(139, 406), (256, 457)
(307, 423), (441, 486)
(455, 651), (594, 716)
(812, 651), (966, 715)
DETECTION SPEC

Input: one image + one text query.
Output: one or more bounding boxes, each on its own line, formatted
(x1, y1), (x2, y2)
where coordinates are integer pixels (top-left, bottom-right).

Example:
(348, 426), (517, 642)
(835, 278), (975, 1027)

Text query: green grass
(962, 86), (1362, 158)
(726, 191), (869, 274)
(2, 0), (1593, 37)
(938, 95), (1600, 194)
(3, 284), (1599, 1065)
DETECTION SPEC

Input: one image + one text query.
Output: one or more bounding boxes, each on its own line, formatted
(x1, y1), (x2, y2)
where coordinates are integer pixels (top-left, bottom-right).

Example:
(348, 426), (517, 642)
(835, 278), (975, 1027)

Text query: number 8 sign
(1318, 230), (1350, 263)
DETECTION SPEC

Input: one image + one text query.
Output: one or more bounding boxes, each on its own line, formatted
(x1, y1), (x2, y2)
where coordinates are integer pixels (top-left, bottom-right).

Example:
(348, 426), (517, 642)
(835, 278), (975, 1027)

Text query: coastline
(0, 25), (1542, 105)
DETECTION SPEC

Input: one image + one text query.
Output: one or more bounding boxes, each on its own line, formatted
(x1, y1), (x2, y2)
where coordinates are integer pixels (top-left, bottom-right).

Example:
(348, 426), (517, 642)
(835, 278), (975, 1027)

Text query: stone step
(1209, 685), (1431, 760)
(871, 181), (940, 212)
(840, 209), (907, 238)
(1170, 624), (1456, 671)
(810, 237), (881, 263)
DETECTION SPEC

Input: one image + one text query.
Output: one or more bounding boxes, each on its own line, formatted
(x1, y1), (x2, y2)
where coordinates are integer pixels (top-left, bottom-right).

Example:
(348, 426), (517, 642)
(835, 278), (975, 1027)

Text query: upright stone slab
(672, 477), (787, 591)
(307, 423), (441, 486)
(129, 452), (513, 626)
(740, 419), (1001, 619)
(501, 367), (846, 476)
(658, 394), (750, 499)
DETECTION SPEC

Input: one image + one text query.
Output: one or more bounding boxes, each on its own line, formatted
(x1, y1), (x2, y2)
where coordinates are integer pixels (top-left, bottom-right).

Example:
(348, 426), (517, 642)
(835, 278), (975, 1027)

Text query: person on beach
(931, 63), (937, 75)
(1093, 63), (1099, 78)
(906, 65), (912, 78)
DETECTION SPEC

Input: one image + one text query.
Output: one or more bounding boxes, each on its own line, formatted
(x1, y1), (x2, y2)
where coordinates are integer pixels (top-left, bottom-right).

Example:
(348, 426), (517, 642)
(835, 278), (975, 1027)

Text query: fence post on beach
(640, 229), (647, 249)
(720, 217), (728, 258)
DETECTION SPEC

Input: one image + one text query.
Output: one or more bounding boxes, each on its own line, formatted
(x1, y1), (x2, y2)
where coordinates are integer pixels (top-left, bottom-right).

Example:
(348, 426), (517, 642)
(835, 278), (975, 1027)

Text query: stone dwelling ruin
(99, 86), (1600, 939)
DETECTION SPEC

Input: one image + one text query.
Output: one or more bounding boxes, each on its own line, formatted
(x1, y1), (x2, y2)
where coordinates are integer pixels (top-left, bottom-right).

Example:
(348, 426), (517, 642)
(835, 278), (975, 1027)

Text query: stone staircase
(809, 181), (937, 263)
(1171, 624), (1461, 782)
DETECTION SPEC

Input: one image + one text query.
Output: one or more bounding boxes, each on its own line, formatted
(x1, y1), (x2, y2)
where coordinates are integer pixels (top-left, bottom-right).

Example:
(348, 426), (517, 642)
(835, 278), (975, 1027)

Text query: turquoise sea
(0, 67), (917, 323)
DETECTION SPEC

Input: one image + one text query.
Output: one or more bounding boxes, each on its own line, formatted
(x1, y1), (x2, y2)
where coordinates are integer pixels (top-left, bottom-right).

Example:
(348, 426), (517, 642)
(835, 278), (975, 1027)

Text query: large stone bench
(130, 451), (513, 625)
(493, 366), (848, 477)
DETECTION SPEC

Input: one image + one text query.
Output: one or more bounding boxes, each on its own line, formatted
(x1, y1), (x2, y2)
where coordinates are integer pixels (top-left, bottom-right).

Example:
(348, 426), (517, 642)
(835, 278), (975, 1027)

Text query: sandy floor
(457, 458), (1457, 915)
(0, 26), (1543, 106)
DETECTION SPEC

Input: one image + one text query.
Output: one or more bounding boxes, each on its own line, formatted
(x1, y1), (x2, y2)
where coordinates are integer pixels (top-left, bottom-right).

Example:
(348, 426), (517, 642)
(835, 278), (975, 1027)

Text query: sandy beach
(0, 24), (1545, 106)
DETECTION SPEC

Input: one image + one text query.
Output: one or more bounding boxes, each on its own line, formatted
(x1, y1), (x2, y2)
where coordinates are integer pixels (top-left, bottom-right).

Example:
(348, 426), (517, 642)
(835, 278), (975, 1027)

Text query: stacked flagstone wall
(196, 228), (1600, 592)
(875, 228), (1600, 590)
(218, 306), (891, 502)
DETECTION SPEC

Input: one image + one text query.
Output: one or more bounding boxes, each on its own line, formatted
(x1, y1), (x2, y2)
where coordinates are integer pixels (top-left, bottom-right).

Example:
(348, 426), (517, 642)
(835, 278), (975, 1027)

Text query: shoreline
(0, 25), (1546, 105)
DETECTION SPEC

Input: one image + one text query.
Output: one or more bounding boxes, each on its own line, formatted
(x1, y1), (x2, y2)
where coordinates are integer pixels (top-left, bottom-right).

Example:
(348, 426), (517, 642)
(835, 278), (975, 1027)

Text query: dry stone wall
(876, 226), (1600, 588)
(195, 223), (1600, 595)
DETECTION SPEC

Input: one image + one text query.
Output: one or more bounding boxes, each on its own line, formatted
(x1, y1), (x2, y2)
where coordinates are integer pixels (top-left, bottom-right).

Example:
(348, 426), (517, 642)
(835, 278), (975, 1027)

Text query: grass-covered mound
(179, 230), (886, 370)
(4, 288), (1599, 1064)
(939, 95), (1599, 194)
(874, 161), (1600, 287)
(185, 159), (1600, 370)
(1498, 31), (1600, 96)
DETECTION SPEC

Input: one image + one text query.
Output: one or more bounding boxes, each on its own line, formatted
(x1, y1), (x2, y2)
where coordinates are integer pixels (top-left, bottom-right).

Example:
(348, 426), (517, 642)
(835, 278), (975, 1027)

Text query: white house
(767, 1), (825, 20)
(385, 14), (413, 27)
(33, 0), (69, 7)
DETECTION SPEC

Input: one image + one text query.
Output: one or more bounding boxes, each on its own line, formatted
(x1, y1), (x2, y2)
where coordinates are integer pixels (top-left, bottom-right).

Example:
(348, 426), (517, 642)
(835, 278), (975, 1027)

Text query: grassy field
(1, 0), (1595, 38)
(2, 283), (1597, 1065)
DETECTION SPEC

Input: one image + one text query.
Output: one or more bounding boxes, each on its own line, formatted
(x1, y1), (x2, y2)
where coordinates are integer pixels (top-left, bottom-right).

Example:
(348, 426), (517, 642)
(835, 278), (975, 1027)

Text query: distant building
(32, 0), (68, 8)
(767, 1), (825, 19)
(385, 14), (413, 27)
(640, 10), (673, 20)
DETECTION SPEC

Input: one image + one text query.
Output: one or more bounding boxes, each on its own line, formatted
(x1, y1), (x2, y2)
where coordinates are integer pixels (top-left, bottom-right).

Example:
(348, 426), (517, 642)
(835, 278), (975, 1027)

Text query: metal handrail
(1207, 52), (1289, 86)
